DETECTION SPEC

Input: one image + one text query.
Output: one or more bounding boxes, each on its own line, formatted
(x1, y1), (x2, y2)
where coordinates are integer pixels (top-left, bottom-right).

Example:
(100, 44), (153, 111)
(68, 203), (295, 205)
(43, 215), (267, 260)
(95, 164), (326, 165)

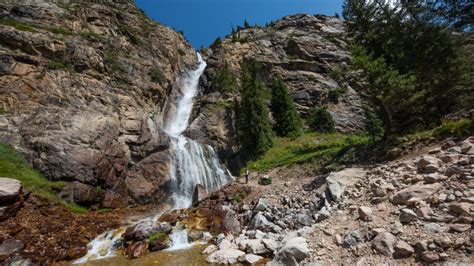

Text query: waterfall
(164, 53), (231, 209)
(74, 53), (231, 263)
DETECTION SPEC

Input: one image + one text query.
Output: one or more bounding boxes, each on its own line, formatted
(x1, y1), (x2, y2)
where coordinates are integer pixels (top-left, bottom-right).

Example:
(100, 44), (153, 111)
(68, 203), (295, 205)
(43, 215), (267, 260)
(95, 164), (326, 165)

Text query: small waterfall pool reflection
(74, 53), (232, 264)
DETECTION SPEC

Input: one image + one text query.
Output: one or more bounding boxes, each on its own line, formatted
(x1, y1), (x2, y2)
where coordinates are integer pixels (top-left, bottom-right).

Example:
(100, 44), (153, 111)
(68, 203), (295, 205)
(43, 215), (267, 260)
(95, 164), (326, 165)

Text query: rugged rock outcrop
(187, 14), (367, 170)
(0, 1), (198, 206)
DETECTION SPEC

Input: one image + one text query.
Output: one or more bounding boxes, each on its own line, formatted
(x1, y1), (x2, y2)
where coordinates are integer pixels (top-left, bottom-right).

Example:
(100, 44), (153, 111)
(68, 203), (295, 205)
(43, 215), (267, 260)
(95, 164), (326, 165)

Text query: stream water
(74, 53), (231, 264)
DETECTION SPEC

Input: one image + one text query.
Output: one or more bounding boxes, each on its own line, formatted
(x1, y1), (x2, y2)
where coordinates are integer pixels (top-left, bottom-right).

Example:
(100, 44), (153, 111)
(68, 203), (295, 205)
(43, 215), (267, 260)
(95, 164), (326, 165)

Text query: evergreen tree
(335, 12), (340, 18)
(212, 63), (237, 93)
(343, 0), (462, 136)
(270, 77), (302, 137)
(236, 60), (274, 161)
(308, 107), (335, 133)
(244, 19), (250, 28)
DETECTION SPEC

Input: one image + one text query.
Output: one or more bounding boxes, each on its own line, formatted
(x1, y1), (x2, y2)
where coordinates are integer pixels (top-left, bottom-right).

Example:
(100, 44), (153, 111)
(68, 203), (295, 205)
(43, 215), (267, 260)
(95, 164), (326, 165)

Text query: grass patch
(401, 118), (473, 143)
(205, 100), (233, 114)
(247, 132), (369, 172)
(0, 143), (88, 213)
(232, 192), (247, 203)
(97, 208), (113, 214)
(0, 17), (37, 32)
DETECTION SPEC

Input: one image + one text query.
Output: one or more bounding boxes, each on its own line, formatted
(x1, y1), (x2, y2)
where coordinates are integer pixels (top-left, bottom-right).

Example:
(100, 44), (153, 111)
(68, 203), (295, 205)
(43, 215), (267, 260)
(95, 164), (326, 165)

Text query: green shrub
(149, 67), (166, 84)
(308, 107), (335, 133)
(148, 232), (167, 242)
(0, 143), (87, 213)
(212, 64), (237, 93)
(210, 37), (223, 49)
(48, 27), (72, 35)
(328, 88), (347, 104)
(178, 48), (186, 56)
(258, 176), (272, 186)
(433, 119), (473, 138)
(0, 17), (36, 32)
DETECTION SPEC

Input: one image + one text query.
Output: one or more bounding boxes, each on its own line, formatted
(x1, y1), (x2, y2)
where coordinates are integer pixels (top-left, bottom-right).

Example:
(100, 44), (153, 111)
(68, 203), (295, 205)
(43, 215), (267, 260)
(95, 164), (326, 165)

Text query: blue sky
(136, 0), (344, 48)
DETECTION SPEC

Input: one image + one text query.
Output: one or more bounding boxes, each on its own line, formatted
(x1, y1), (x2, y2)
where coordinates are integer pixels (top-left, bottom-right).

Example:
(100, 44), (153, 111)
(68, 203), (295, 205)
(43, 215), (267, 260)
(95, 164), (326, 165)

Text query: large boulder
(59, 181), (100, 206)
(192, 184), (208, 206)
(206, 249), (245, 264)
(124, 221), (172, 241)
(0, 178), (22, 204)
(372, 232), (397, 257)
(220, 205), (241, 234)
(390, 183), (442, 205)
(326, 168), (366, 202)
(249, 212), (280, 233)
(275, 237), (310, 262)
(0, 239), (24, 261)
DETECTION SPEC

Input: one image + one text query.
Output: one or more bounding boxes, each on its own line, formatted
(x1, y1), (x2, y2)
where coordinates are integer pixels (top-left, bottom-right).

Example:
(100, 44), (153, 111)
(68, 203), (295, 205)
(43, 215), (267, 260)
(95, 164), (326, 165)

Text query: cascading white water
(165, 53), (230, 209)
(74, 53), (231, 263)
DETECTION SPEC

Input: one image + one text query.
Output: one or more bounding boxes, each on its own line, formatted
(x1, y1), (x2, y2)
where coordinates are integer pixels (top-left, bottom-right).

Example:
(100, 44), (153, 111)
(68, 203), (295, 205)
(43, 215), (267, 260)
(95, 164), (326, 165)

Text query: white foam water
(74, 53), (231, 263)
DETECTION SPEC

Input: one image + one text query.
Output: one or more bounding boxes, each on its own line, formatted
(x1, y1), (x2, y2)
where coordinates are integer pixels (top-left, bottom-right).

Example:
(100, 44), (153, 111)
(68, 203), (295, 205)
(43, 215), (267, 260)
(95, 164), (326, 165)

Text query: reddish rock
(126, 241), (148, 259)
(66, 245), (87, 260)
(192, 184), (208, 206)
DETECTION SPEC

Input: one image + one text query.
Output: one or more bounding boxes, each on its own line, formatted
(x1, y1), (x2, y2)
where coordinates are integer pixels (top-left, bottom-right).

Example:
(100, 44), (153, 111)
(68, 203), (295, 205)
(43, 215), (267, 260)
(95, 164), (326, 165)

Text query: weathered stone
(59, 181), (100, 206)
(358, 206), (372, 221)
(276, 237), (310, 262)
(238, 254), (263, 264)
(342, 230), (363, 248)
(218, 239), (232, 250)
(448, 202), (472, 216)
(249, 212), (279, 233)
(424, 173), (447, 183)
(220, 205), (241, 234)
(394, 240), (414, 258)
(421, 251), (440, 263)
(0, 178), (22, 204)
(0, 239), (24, 261)
(399, 208), (417, 223)
(390, 183), (442, 204)
(327, 168), (366, 202)
(206, 249), (245, 264)
(445, 165), (462, 177)
(124, 221), (171, 241)
(262, 238), (279, 253)
(192, 184), (208, 206)
(66, 245), (87, 260)
(126, 241), (148, 259)
(254, 198), (269, 212)
(203, 244), (218, 254)
(449, 224), (471, 233)
(424, 223), (445, 234)
(372, 232), (397, 257)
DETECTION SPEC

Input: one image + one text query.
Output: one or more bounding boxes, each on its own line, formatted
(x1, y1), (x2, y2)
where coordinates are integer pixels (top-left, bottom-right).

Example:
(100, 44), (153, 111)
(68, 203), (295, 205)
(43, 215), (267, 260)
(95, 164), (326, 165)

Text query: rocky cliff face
(188, 14), (367, 170)
(0, 1), (198, 207)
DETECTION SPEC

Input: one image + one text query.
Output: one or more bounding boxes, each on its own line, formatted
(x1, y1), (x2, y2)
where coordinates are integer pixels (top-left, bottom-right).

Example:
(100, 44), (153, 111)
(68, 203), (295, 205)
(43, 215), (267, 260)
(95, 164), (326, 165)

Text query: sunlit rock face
(0, 0), (199, 206)
(189, 14), (367, 171)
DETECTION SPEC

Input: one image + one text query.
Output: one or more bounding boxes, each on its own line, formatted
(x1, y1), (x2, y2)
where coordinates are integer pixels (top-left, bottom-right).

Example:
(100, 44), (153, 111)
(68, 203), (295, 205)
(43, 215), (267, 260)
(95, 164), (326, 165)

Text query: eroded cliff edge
(0, 0), (198, 207)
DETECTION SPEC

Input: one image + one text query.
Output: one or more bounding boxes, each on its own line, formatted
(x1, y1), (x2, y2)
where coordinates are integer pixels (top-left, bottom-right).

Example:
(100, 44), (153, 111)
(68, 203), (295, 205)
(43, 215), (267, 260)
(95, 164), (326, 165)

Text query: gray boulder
(206, 249), (245, 264)
(276, 237), (310, 262)
(372, 232), (397, 257)
(0, 178), (22, 204)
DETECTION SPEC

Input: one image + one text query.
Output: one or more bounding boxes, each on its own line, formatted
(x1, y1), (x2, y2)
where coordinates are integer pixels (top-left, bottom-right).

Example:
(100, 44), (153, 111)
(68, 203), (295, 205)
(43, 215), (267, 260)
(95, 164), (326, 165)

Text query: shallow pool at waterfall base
(74, 245), (207, 266)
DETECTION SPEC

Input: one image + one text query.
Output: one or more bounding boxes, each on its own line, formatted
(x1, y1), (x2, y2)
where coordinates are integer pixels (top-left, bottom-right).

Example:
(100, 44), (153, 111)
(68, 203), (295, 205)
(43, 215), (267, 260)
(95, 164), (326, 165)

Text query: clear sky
(135, 0), (344, 48)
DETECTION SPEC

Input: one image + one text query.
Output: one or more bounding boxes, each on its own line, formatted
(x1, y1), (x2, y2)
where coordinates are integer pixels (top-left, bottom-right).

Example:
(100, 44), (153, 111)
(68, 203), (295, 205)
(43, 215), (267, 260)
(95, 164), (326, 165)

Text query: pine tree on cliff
(270, 77), (302, 137)
(236, 60), (274, 161)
